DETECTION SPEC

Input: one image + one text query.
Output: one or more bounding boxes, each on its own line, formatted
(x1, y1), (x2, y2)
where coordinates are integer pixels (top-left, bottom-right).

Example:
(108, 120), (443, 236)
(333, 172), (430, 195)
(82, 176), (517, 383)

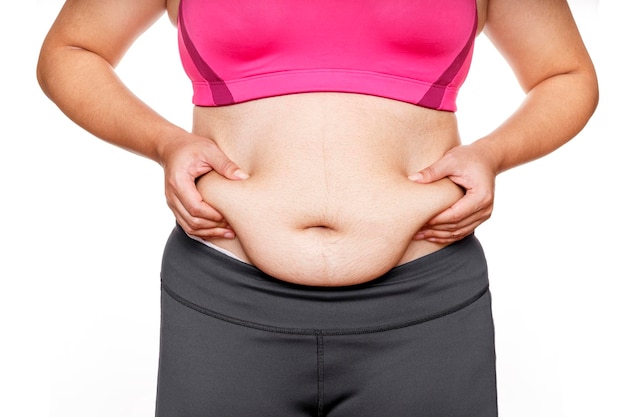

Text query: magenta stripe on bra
(417, 10), (478, 109)
(179, 8), (234, 105)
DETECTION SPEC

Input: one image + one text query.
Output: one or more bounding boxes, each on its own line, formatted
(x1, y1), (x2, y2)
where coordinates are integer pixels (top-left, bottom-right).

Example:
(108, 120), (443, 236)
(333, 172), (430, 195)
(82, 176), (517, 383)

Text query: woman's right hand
(159, 133), (249, 239)
(36, 0), (250, 239)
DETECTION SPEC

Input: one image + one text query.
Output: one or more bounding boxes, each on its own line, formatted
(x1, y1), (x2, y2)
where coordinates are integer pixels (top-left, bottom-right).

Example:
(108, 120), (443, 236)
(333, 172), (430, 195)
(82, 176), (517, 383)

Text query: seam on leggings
(161, 282), (489, 336)
(316, 333), (325, 417)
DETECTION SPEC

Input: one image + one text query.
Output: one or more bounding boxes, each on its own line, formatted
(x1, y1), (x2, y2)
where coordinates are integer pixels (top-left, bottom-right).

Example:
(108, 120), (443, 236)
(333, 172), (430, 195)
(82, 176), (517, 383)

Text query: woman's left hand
(409, 143), (497, 243)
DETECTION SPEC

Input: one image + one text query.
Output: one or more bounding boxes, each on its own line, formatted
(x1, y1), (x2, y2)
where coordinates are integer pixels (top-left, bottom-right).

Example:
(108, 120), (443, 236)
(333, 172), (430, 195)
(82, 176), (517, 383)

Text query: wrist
(153, 125), (192, 167)
(471, 136), (505, 176)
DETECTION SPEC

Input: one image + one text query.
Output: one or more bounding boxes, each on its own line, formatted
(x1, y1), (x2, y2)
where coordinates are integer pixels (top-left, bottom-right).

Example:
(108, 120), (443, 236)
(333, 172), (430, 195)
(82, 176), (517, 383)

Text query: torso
(166, 0), (489, 286)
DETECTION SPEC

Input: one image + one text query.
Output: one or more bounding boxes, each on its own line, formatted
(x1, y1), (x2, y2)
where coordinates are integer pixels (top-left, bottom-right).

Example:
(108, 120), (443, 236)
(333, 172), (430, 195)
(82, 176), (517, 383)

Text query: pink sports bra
(178, 0), (477, 111)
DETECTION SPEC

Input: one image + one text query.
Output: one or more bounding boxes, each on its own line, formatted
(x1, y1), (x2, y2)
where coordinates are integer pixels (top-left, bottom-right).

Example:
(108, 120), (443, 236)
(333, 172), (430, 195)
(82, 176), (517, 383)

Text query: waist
(161, 225), (489, 332)
(193, 93), (464, 285)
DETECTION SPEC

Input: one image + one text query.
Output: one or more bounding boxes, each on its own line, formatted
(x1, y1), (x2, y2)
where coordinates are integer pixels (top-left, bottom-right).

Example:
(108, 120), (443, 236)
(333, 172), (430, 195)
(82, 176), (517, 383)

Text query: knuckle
(421, 165), (437, 179)
(422, 230), (435, 238)
(448, 208), (463, 223)
(217, 159), (236, 175)
(166, 172), (184, 189)
(205, 140), (219, 151)
(187, 215), (204, 228)
(186, 204), (201, 218)
(443, 152), (459, 165)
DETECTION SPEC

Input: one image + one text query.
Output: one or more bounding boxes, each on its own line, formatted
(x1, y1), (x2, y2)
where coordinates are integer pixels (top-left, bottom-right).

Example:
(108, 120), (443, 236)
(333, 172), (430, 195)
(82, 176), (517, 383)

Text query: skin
(413, 0), (598, 243)
(37, 0), (598, 249)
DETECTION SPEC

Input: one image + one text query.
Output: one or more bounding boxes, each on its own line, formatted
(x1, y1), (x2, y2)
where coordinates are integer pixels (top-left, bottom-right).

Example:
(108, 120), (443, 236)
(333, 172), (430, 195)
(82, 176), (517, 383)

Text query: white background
(1, 1), (624, 416)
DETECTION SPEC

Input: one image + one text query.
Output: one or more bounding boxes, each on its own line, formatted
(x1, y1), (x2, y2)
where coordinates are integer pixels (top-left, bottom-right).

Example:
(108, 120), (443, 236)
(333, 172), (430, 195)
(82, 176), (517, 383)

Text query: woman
(38, 0), (598, 415)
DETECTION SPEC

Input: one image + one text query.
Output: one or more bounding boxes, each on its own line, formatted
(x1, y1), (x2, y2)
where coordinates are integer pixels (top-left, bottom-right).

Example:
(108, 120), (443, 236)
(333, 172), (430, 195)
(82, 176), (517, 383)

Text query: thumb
(408, 160), (447, 184)
(207, 146), (249, 180)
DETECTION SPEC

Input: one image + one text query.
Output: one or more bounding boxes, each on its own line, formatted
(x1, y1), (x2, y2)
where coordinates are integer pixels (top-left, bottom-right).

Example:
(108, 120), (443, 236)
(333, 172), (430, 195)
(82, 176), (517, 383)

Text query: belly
(194, 93), (464, 286)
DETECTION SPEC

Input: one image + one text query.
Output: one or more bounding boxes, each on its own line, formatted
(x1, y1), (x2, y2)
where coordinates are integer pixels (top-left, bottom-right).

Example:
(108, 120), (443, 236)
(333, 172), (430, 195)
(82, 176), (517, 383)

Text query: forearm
(37, 45), (183, 165)
(474, 70), (598, 175)
(477, 0), (599, 175)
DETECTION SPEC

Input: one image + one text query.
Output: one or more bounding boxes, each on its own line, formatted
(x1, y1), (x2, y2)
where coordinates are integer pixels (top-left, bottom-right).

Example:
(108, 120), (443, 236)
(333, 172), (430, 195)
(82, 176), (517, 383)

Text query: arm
(411, 0), (598, 243)
(37, 0), (247, 238)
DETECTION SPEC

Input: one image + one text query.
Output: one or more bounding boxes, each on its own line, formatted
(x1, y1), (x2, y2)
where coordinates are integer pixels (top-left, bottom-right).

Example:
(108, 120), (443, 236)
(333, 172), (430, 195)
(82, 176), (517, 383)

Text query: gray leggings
(156, 225), (498, 417)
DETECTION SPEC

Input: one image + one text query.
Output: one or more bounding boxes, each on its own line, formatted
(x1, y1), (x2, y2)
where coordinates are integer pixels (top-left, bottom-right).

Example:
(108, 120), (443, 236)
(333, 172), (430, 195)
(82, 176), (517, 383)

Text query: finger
(184, 224), (236, 240)
(428, 189), (491, 227)
(413, 215), (476, 240)
(175, 196), (225, 226)
(168, 195), (229, 227)
(166, 178), (235, 238)
(169, 171), (224, 223)
(415, 220), (481, 243)
(420, 205), (488, 236)
(413, 199), (490, 242)
(172, 199), (228, 230)
(171, 204), (235, 237)
(408, 155), (454, 184)
(205, 142), (249, 181)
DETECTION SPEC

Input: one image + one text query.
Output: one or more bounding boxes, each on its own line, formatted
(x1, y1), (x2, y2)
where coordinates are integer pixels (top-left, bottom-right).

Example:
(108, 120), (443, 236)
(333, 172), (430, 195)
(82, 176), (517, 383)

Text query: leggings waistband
(160, 225), (489, 333)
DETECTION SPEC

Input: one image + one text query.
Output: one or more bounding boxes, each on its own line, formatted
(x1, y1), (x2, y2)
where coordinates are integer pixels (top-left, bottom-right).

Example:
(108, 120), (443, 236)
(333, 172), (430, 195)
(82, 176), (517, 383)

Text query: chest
(177, 0), (478, 57)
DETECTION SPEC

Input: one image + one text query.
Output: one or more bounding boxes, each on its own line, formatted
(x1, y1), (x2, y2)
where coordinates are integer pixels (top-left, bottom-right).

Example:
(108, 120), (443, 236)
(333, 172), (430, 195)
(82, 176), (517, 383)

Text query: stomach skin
(195, 93), (465, 286)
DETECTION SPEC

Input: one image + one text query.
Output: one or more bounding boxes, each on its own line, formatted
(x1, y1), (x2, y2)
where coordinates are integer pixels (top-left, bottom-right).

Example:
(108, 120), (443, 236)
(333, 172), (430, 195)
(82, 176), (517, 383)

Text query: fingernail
(408, 173), (423, 182)
(414, 233), (425, 240)
(234, 169), (249, 180)
(224, 231), (235, 239)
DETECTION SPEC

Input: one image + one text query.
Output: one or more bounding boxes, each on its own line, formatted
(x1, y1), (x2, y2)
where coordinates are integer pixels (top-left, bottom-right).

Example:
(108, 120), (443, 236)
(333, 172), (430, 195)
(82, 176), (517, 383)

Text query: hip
(158, 226), (497, 416)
